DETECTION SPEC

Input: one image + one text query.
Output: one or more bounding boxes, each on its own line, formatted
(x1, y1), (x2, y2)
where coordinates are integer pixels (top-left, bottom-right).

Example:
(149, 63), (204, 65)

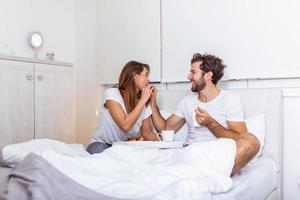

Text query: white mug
(193, 109), (200, 127)
(156, 130), (175, 142)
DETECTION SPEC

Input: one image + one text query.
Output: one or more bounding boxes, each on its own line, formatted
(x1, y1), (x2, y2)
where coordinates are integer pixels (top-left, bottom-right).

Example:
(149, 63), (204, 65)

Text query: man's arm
(195, 107), (247, 138)
(207, 120), (247, 139)
(150, 102), (166, 133)
(149, 85), (166, 132)
(149, 85), (186, 133)
(151, 105), (186, 134)
(166, 114), (186, 132)
(141, 117), (159, 141)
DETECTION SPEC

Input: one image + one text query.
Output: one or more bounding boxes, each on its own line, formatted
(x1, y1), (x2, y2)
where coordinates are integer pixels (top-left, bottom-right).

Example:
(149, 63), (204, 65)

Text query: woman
(87, 61), (158, 154)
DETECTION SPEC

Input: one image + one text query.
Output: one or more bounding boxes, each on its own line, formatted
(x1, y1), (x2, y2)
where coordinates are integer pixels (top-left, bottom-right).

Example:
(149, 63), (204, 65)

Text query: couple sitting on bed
(87, 53), (260, 176)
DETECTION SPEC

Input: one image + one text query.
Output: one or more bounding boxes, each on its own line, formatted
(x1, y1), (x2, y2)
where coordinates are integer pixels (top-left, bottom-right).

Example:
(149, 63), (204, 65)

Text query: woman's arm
(106, 85), (153, 133)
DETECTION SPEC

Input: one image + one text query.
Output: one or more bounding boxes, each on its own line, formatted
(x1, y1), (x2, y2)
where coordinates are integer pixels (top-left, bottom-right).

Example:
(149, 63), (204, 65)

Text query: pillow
(154, 110), (188, 143)
(245, 114), (266, 164)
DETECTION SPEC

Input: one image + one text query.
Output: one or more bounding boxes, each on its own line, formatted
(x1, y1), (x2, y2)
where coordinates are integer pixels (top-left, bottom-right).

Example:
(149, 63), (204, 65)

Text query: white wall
(75, 0), (98, 146)
(0, 0), (76, 62)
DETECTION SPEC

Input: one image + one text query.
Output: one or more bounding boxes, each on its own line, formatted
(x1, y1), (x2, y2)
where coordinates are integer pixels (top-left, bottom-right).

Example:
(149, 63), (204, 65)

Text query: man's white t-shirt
(174, 90), (244, 144)
(91, 88), (152, 144)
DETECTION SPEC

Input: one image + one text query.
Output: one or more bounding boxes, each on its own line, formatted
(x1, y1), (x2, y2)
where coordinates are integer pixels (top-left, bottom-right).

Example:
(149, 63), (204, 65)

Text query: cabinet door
(34, 64), (75, 143)
(98, 0), (161, 84)
(0, 60), (34, 149)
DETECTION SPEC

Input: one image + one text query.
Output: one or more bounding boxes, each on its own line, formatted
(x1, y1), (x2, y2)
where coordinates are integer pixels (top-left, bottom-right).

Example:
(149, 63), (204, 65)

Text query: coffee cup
(193, 109), (201, 127)
(156, 130), (175, 142)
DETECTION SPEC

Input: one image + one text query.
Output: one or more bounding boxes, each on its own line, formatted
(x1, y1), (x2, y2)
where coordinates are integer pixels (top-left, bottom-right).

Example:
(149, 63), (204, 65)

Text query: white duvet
(2, 138), (236, 200)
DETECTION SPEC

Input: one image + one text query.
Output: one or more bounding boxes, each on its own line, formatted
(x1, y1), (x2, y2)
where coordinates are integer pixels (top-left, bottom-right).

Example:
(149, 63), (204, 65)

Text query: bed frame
(156, 88), (283, 200)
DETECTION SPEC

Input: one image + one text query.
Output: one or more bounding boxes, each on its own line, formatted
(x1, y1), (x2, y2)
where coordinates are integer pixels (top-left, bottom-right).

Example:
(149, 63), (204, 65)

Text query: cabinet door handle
(37, 75), (44, 81)
(26, 74), (34, 81)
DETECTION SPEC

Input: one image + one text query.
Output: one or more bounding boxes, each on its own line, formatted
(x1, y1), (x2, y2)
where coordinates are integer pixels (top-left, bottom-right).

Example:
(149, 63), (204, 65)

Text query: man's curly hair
(191, 53), (226, 84)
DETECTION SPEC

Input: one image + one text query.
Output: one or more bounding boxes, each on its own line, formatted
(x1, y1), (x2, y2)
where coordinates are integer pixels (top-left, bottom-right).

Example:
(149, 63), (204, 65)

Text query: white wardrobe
(0, 56), (74, 149)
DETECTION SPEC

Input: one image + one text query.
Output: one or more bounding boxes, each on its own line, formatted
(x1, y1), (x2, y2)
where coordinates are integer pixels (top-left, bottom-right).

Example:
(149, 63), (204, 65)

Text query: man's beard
(191, 79), (206, 92)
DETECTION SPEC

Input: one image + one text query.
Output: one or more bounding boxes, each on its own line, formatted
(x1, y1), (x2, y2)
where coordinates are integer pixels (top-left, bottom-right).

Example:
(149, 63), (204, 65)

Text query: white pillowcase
(245, 114), (266, 163)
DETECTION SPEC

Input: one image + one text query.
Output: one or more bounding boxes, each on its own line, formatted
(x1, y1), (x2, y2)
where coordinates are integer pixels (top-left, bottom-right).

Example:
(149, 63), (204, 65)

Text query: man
(150, 53), (260, 176)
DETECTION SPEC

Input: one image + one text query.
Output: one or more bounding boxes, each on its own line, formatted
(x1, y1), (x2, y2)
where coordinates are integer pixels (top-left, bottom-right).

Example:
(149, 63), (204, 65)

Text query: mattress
(212, 157), (277, 200)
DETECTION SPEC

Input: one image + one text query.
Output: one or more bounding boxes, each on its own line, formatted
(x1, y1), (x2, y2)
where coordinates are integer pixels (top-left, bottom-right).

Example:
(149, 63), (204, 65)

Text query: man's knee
(231, 133), (260, 176)
(247, 132), (260, 156)
(238, 132), (260, 157)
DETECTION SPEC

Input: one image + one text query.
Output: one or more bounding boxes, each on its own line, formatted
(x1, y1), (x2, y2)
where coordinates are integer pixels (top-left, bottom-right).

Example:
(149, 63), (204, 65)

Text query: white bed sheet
(212, 157), (277, 200)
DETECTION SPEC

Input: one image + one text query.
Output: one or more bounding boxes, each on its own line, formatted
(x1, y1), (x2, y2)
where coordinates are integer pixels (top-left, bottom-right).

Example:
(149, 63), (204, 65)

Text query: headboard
(229, 89), (283, 168)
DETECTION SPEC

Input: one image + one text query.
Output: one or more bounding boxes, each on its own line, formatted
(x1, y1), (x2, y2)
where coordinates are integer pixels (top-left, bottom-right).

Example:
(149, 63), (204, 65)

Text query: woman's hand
(140, 84), (154, 104)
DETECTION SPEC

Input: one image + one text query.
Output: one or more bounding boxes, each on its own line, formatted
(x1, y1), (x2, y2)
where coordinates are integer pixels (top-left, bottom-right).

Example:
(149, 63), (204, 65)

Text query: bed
(0, 88), (282, 200)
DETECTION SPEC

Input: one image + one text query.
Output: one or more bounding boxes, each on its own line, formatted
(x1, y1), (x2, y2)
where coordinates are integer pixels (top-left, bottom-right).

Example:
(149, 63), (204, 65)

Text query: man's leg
(231, 132), (260, 176)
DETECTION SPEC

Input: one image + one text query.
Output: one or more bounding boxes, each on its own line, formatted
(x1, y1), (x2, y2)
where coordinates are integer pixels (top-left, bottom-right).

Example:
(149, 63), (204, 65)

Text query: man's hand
(196, 107), (245, 141)
(149, 84), (157, 106)
(195, 107), (214, 126)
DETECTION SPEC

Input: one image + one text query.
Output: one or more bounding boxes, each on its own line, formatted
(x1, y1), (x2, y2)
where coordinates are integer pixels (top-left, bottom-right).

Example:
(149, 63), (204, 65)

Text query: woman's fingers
(141, 85), (154, 102)
(145, 85), (154, 94)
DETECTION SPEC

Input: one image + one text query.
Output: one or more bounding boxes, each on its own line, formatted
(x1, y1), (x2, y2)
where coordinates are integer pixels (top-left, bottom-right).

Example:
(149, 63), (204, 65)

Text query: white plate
(112, 141), (183, 149)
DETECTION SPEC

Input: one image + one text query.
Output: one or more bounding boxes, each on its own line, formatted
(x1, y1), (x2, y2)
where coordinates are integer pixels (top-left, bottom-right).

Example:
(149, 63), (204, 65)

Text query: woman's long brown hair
(117, 61), (150, 114)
